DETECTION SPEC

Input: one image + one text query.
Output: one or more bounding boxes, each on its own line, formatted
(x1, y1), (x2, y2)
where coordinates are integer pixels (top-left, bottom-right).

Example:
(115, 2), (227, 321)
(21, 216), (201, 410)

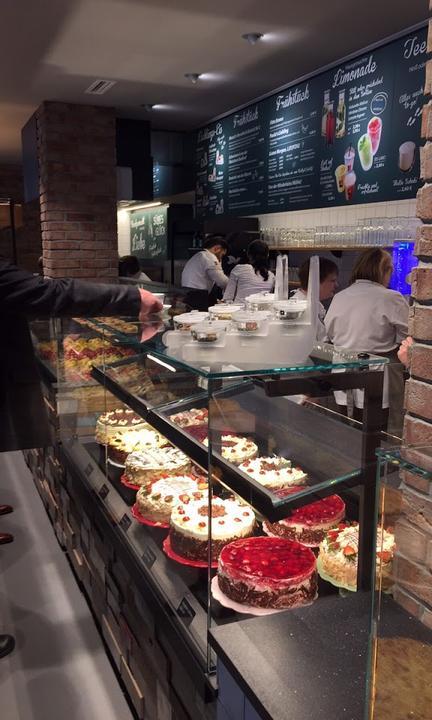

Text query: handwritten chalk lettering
(403, 36), (427, 60)
(358, 182), (379, 195)
(233, 107), (259, 128)
(275, 84), (310, 111)
(332, 55), (377, 89)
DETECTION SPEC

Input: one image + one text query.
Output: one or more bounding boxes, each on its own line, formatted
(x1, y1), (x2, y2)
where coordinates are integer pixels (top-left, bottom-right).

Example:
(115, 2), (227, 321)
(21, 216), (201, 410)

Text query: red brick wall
(396, 24), (432, 623)
(38, 102), (118, 282)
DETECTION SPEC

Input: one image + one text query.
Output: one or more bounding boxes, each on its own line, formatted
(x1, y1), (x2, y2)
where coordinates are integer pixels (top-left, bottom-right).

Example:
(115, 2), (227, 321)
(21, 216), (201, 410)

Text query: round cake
(169, 494), (256, 563)
(95, 408), (149, 444)
(136, 476), (207, 524)
(203, 435), (258, 465)
(319, 522), (395, 590)
(169, 407), (208, 428)
(218, 537), (318, 609)
(124, 446), (191, 486)
(107, 427), (166, 465)
(263, 491), (345, 547)
(239, 457), (307, 490)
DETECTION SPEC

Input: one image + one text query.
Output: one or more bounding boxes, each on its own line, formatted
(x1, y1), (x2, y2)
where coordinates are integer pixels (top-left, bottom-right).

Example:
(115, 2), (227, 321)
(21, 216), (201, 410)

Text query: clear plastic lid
(191, 320), (227, 343)
(173, 311), (209, 328)
(208, 304), (244, 318)
(232, 311), (268, 332)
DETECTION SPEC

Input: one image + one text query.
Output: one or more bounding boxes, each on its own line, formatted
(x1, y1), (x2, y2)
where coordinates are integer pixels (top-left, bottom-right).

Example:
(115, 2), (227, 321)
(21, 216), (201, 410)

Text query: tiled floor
(0, 451), (133, 720)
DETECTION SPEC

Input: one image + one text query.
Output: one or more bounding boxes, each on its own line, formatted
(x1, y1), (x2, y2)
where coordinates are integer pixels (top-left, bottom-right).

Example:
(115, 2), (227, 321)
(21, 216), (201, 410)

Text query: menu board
(195, 26), (426, 217)
(130, 206), (168, 259)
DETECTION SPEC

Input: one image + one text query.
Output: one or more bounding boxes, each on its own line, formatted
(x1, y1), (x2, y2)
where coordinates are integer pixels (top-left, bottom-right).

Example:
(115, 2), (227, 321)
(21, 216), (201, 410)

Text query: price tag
(177, 597), (196, 626)
(142, 546), (156, 569)
(85, 463), (93, 477)
(99, 484), (109, 500)
(119, 514), (132, 533)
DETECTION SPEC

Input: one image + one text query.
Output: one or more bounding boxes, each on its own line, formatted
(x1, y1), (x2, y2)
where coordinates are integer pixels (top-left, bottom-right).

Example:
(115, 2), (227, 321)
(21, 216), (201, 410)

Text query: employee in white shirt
(325, 248), (409, 430)
(223, 240), (275, 303)
(181, 235), (228, 310)
(291, 257), (339, 340)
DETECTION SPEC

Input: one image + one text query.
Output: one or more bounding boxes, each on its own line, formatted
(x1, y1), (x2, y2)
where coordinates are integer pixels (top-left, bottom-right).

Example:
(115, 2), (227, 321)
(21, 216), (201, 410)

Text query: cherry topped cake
(263, 489), (345, 547)
(239, 456), (307, 490)
(218, 536), (318, 609)
(203, 435), (258, 465)
(169, 408), (208, 428)
(169, 494), (256, 562)
(136, 475), (207, 525)
(95, 408), (149, 445)
(319, 521), (395, 590)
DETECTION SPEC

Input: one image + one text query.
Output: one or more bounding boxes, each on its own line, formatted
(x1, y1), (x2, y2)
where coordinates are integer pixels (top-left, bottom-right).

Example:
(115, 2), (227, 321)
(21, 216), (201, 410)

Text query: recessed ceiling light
(241, 32), (263, 45)
(184, 73), (201, 84)
(140, 104), (154, 111)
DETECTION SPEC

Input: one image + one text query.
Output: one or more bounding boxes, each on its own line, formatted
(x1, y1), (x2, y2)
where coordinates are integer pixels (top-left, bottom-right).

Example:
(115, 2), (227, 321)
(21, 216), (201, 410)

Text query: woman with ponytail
(223, 239), (274, 303)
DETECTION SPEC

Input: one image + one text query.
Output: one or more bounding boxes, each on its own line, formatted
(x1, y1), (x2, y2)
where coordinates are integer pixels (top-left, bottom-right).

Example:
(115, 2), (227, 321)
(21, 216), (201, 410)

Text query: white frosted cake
(107, 427), (166, 465)
(136, 476), (207, 524)
(95, 408), (149, 444)
(169, 494), (256, 562)
(124, 446), (191, 486)
(203, 435), (258, 465)
(239, 457), (307, 490)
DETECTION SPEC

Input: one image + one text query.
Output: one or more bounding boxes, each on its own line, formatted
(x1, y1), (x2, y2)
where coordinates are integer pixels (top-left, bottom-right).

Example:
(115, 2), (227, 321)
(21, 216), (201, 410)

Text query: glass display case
(370, 446), (432, 720)
(30, 313), (394, 719)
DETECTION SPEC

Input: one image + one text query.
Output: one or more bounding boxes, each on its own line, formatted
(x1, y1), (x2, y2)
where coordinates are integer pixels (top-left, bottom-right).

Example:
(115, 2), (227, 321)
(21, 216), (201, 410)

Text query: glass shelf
(376, 445), (432, 479)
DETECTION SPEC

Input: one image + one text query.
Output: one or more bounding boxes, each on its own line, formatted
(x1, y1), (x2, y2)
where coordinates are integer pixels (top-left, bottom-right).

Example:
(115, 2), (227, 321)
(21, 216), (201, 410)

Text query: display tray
(163, 536), (218, 569)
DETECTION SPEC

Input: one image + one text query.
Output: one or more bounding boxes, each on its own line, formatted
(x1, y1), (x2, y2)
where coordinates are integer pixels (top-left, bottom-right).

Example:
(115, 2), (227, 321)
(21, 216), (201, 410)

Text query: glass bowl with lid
(173, 311), (208, 332)
(208, 303), (244, 321)
(191, 320), (228, 344)
(273, 299), (308, 321)
(245, 292), (275, 313)
(232, 311), (269, 334)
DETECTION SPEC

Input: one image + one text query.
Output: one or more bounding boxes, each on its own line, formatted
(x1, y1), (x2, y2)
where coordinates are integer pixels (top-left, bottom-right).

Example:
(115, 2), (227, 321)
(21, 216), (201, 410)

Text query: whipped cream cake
(203, 435), (258, 465)
(95, 408), (149, 444)
(169, 494), (256, 562)
(319, 521), (395, 590)
(263, 490), (345, 547)
(136, 476), (207, 524)
(239, 457), (307, 490)
(107, 427), (167, 465)
(218, 536), (318, 609)
(124, 446), (191, 486)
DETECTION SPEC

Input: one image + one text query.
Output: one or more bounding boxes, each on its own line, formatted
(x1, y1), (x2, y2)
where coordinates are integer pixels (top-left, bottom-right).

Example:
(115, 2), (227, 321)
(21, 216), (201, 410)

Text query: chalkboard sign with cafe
(130, 206), (168, 259)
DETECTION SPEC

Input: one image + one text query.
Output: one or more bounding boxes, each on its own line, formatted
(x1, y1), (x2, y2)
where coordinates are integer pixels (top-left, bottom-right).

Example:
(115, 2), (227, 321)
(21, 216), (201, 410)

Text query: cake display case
(28, 312), (394, 720)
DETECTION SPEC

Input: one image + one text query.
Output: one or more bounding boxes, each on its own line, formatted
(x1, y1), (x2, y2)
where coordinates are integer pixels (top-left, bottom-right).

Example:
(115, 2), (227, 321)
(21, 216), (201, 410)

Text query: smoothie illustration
(335, 164), (347, 193)
(367, 117), (382, 156)
(358, 134), (373, 171)
(344, 171), (356, 201)
(344, 145), (355, 172)
(399, 141), (416, 172)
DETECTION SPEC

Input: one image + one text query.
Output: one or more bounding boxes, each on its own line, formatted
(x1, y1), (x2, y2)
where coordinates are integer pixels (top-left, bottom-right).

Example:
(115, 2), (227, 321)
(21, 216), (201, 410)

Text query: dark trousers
(183, 286), (221, 311)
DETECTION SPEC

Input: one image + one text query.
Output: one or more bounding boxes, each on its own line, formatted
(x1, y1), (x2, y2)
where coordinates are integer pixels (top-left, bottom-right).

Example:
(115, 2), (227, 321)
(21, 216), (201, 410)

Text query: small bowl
(173, 311), (208, 332)
(245, 293), (275, 312)
(273, 299), (308, 321)
(208, 303), (244, 321)
(191, 320), (227, 344)
(232, 311), (268, 334)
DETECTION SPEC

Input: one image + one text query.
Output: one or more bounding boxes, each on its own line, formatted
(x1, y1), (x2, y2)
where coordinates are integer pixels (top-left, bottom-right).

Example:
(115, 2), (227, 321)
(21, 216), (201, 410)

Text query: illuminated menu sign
(195, 26), (426, 217)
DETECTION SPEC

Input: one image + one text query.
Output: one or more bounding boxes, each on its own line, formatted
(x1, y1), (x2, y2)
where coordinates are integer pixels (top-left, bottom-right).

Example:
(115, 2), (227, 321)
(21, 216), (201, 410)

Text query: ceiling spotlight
(184, 73), (201, 84)
(140, 103), (154, 111)
(242, 32), (263, 45)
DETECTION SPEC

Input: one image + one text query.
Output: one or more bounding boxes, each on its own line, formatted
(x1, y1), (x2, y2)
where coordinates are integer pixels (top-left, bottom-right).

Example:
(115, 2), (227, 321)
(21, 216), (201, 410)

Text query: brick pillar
(38, 102), (118, 282)
(394, 16), (432, 625)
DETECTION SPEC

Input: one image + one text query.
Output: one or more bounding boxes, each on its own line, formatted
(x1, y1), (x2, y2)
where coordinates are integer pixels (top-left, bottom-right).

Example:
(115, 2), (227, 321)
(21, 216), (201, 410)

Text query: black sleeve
(0, 259), (141, 318)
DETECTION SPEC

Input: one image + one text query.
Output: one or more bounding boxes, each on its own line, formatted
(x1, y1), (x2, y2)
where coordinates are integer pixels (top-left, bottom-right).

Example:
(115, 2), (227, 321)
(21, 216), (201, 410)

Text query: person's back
(223, 239), (274, 303)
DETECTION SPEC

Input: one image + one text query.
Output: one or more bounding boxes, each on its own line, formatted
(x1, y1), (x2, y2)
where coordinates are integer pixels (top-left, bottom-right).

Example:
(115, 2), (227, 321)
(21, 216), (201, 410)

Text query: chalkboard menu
(130, 206), (168, 259)
(195, 26), (427, 217)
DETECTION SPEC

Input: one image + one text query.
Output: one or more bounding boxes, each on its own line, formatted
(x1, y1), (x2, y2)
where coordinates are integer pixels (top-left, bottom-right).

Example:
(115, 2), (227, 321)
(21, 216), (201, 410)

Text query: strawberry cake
(169, 494), (256, 562)
(263, 490), (345, 547)
(239, 457), (307, 490)
(203, 435), (258, 465)
(136, 476), (207, 525)
(217, 537), (318, 609)
(124, 446), (191, 486)
(319, 521), (395, 590)
(95, 408), (149, 445)
(169, 407), (208, 428)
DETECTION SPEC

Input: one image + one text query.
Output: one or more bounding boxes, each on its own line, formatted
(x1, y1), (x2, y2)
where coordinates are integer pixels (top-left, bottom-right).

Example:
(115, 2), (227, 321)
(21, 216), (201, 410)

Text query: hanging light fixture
(184, 73), (201, 84)
(241, 32), (263, 45)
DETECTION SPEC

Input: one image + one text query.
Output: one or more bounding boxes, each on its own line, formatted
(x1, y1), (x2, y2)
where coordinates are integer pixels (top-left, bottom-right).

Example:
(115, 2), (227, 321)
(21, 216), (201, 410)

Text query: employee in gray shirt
(181, 235), (229, 310)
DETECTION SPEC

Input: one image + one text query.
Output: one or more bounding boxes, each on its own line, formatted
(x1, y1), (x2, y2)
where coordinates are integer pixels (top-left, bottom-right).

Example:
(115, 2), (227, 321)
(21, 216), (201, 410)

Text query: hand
(138, 288), (163, 320)
(397, 336), (413, 368)
(140, 318), (165, 343)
